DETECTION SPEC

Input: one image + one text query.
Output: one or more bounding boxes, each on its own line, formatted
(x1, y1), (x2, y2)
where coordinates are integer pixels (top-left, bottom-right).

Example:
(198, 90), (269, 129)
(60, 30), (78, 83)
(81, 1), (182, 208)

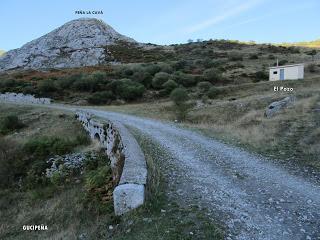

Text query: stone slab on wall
(113, 184), (145, 216)
(75, 110), (147, 215)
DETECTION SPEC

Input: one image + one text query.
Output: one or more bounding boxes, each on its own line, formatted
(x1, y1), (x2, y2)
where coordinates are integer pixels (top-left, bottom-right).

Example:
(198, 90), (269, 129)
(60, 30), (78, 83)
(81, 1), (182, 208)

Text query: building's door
(280, 69), (285, 80)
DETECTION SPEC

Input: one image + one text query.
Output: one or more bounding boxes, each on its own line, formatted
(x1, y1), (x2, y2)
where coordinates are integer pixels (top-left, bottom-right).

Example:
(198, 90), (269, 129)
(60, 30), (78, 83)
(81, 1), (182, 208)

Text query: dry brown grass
(0, 104), (86, 148)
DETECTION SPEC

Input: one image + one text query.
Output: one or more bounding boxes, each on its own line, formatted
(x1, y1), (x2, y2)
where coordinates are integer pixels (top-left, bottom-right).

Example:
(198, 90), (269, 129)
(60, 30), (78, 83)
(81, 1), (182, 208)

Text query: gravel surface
(87, 109), (320, 240)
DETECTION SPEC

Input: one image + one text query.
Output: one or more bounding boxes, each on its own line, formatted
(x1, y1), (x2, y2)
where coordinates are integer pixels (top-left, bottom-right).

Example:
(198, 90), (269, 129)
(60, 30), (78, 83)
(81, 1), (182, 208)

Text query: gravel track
(86, 109), (320, 240)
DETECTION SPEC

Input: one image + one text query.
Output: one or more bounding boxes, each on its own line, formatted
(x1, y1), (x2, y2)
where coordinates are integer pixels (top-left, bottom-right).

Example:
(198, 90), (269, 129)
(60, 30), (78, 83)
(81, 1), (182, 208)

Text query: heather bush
(152, 72), (170, 89)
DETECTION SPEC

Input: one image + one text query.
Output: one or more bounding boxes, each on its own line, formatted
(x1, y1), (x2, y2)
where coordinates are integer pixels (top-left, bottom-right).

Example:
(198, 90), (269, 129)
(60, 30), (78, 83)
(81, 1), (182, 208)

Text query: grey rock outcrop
(0, 92), (51, 104)
(0, 18), (136, 72)
(265, 96), (295, 118)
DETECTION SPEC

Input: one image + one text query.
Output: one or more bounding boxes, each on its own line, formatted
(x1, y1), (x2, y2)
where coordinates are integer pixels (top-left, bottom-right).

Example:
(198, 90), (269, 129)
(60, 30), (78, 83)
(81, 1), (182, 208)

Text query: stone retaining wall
(0, 92), (51, 104)
(75, 110), (147, 215)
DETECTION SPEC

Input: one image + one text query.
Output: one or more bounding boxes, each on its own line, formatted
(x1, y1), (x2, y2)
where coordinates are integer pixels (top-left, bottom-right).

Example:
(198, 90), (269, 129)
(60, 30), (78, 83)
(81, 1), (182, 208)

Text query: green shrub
(111, 79), (145, 100)
(131, 69), (153, 87)
(203, 68), (222, 83)
(25, 165), (49, 189)
(170, 88), (192, 121)
(71, 73), (107, 92)
(275, 60), (288, 66)
(0, 138), (23, 187)
(172, 60), (188, 71)
(23, 137), (72, 158)
(308, 64), (317, 73)
(72, 75), (94, 91)
(50, 171), (66, 186)
(152, 72), (170, 89)
(85, 166), (111, 190)
(210, 60), (227, 68)
(91, 71), (106, 82)
(157, 62), (174, 73)
(0, 79), (18, 89)
(162, 79), (178, 94)
(124, 68), (134, 76)
(197, 81), (212, 93)
(254, 71), (269, 81)
(287, 46), (300, 54)
(22, 85), (36, 95)
(201, 58), (215, 68)
(228, 52), (243, 61)
(249, 54), (259, 59)
(0, 114), (25, 134)
(23, 135), (87, 159)
(55, 76), (76, 90)
(170, 88), (189, 104)
(207, 86), (223, 99)
(145, 64), (162, 75)
(38, 79), (56, 93)
(173, 71), (197, 87)
(307, 49), (317, 61)
(88, 91), (115, 105)
(268, 54), (276, 60)
(75, 133), (90, 146)
(83, 152), (109, 171)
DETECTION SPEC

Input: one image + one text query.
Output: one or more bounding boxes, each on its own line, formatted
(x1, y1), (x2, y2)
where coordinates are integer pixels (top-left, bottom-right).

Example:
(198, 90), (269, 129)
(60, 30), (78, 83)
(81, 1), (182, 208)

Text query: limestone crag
(0, 18), (136, 71)
(0, 92), (51, 104)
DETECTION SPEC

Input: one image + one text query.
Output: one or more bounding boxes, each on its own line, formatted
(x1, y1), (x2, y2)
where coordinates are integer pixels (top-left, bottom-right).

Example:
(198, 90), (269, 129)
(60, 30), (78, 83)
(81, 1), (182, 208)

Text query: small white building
(269, 63), (304, 81)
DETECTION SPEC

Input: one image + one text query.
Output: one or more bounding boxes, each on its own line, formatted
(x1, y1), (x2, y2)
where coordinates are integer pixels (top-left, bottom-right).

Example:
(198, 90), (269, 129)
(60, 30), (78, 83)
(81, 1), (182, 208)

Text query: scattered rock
(265, 96), (295, 118)
(45, 152), (97, 177)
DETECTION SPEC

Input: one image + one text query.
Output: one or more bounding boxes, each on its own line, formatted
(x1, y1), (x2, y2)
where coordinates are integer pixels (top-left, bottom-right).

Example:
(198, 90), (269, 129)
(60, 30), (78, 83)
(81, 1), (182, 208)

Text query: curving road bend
(81, 109), (320, 240)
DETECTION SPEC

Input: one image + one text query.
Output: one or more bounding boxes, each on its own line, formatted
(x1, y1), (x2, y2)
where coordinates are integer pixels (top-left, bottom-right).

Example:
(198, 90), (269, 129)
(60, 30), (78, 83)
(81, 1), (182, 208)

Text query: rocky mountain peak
(0, 18), (136, 72)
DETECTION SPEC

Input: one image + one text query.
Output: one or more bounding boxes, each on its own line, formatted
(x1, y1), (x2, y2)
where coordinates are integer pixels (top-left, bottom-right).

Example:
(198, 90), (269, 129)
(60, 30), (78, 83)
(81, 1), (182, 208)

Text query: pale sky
(0, 0), (319, 51)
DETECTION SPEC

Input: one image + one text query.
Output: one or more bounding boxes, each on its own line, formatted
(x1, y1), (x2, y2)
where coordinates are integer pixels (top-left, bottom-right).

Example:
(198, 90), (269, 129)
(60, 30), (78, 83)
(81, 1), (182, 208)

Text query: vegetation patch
(0, 114), (25, 134)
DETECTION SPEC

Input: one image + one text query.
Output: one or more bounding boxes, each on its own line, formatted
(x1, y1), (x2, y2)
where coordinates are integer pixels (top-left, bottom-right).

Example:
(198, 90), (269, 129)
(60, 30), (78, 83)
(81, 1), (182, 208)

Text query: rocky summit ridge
(0, 18), (136, 71)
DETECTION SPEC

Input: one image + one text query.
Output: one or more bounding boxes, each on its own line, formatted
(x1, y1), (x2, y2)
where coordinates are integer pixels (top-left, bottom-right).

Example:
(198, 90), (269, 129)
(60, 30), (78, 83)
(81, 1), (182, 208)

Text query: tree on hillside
(170, 88), (192, 121)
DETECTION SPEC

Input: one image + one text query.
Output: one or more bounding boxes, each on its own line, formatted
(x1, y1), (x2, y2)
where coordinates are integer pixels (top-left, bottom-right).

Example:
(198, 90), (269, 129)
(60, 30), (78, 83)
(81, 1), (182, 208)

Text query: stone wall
(0, 92), (51, 104)
(75, 110), (147, 215)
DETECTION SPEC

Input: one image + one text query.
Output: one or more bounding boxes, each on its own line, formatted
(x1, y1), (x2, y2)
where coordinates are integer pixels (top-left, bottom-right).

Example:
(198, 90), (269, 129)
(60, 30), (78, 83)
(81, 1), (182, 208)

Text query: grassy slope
(0, 50), (5, 56)
(99, 77), (320, 170)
